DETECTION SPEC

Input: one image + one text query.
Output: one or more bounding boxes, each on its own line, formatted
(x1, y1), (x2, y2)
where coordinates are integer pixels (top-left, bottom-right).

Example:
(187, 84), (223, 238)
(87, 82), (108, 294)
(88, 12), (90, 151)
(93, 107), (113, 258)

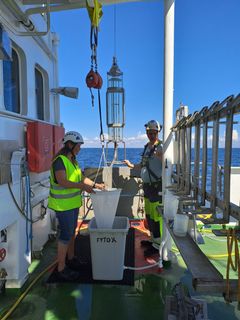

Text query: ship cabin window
(3, 49), (20, 113)
(35, 68), (44, 120)
(35, 65), (50, 122)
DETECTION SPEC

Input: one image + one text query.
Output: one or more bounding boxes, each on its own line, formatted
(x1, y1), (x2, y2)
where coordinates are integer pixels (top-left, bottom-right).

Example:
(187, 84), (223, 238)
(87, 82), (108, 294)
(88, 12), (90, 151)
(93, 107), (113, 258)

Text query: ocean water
(77, 148), (240, 192)
(77, 148), (143, 170)
(77, 148), (240, 169)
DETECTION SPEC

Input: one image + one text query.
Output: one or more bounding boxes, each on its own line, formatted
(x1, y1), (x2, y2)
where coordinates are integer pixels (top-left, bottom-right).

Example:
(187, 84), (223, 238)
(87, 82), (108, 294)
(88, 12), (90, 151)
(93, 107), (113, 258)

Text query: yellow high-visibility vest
(48, 155), (82, 211)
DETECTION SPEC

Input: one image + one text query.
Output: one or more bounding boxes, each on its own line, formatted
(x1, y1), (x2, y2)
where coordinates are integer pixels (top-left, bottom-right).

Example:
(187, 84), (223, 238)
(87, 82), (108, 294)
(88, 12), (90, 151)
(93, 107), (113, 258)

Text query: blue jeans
(56, 208), (79, 244)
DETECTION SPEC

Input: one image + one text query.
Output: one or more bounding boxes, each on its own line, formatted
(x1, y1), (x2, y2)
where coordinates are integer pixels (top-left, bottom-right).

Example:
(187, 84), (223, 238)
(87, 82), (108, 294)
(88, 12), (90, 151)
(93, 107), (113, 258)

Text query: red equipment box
(27, 122), (53, 173)
(53, 125), (65, 156)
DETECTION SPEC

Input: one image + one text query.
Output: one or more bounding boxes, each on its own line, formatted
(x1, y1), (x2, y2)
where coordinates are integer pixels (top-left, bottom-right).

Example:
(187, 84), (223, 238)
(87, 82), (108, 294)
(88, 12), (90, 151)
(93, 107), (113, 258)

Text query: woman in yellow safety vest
(48, 131), (105, 281)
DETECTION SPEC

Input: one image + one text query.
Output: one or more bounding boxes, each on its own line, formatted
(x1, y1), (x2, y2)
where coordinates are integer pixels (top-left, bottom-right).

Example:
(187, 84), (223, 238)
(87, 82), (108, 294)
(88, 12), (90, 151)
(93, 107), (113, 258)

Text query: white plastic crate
(89, 216), (129, 280)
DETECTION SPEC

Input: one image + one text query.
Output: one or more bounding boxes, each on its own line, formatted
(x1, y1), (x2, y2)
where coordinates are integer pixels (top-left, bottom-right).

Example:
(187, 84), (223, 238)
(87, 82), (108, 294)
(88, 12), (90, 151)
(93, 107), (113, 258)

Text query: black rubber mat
(47, 228), (135, 285)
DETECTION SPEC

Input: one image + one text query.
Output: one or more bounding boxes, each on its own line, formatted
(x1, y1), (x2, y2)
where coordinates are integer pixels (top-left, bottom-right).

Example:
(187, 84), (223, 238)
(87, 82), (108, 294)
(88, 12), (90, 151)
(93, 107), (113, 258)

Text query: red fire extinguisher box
(53, 125), (65, 156)
(27, 122), (53, 173)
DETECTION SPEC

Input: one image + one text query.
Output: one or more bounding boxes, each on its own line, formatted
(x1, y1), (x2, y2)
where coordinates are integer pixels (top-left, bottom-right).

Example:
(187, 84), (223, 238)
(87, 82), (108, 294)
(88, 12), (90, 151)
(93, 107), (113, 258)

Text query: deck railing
(171, 94), (240, 222)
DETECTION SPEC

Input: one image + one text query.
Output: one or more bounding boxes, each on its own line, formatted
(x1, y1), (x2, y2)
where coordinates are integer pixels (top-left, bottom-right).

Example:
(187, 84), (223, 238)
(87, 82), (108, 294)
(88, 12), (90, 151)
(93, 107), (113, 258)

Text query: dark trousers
(146, 214), (160, 238)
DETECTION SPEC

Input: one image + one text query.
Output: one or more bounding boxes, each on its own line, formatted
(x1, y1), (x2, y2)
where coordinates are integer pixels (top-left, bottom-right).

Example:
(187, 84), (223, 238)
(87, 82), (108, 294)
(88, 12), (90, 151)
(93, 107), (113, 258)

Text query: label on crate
(96, 237), (117, 243)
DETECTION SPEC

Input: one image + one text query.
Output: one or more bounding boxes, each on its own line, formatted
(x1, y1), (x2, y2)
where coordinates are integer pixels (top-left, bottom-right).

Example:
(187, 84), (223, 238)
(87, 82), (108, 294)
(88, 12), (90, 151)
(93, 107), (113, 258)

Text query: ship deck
(0, 220), (240, 320)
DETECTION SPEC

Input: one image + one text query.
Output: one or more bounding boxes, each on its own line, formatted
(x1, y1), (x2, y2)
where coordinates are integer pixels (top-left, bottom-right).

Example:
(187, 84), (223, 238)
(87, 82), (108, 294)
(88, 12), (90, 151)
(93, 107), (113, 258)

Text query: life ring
(0, 248), (6, 262)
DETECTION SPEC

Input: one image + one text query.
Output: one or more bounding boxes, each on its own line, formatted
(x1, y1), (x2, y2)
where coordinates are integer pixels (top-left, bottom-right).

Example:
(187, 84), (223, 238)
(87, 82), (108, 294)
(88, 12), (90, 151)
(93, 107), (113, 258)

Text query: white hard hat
(62, 131), (84, 144)
(144, 120), (162, 132)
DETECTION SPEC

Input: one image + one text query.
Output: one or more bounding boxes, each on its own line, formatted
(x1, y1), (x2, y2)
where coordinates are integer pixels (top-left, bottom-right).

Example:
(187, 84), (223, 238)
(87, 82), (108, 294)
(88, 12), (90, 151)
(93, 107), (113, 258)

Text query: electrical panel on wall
(0, 140), (19, 185)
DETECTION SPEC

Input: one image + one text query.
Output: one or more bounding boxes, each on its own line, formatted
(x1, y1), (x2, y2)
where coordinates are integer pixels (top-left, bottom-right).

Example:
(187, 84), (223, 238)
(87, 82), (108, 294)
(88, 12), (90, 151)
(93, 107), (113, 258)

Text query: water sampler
(105, 57), (126, 165)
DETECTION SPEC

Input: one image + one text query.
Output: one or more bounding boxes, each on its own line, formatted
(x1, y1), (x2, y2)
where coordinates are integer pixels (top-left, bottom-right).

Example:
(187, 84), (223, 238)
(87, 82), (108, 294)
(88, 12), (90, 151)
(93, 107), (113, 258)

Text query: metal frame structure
(172, 94), (240, 222)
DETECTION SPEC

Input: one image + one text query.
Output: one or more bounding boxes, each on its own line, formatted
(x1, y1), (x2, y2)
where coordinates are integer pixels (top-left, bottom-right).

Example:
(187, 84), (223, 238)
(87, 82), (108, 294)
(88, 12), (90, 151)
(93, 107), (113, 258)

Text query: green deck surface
(1, 230), (240, 320)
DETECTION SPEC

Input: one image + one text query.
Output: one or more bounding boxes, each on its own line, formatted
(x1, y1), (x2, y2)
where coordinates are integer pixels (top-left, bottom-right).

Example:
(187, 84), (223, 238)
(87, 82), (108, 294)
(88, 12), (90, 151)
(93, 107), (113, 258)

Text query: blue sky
(51, 0), (240, 147)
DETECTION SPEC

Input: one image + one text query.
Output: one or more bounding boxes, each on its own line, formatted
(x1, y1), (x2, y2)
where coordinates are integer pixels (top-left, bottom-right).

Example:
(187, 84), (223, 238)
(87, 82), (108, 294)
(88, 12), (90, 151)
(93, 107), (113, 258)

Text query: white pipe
(51, 33), (61, 124)
(158, 226), (171, 268)
(22, 0), (145, 15)
(162, 0), (175, 263)
(163, 0), (175, 183)
(24, 2), (86, 16)
(124, 261), (160, 271)
(2, 0), (50, 36)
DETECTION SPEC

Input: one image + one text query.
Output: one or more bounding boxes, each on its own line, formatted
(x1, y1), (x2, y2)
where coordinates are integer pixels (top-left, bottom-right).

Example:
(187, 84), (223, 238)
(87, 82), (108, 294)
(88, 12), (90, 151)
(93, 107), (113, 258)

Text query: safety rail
(171, 94), (240, 223)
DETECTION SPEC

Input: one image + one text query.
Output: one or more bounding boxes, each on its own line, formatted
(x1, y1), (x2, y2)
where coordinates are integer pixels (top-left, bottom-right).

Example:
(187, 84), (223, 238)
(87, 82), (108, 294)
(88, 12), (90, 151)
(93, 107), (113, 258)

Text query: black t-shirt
(52, 157), (65, 184)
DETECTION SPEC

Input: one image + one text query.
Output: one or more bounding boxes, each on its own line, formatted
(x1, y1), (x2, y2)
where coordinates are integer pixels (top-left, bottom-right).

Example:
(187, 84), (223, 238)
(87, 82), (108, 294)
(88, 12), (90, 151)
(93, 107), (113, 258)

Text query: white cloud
(79, 128), (240, 148)
(207, 134), (213, 145)
(218, 129), (239, 147)
(232, 129), (240, 148)
(82, 131), (148, 148)
(232, 129), (238, 141)
(195, 129), (239, 148)
(124, 132), (148, 147)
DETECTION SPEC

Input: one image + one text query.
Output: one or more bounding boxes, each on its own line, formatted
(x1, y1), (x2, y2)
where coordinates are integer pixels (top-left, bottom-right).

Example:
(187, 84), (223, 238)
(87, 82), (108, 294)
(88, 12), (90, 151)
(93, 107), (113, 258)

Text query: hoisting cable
(86, 0), (105, 146)
(225, 228), (240, 304)
(98, 89), (104, 144)
(91, 145), (106, 186)
(76, 196), (93, 233)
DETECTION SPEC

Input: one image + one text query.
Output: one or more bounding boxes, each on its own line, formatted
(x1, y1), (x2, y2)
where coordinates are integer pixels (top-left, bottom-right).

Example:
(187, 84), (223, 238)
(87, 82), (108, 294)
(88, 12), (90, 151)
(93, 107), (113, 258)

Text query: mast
(163, 0), (175, 187)
(161, 0), (175, 264)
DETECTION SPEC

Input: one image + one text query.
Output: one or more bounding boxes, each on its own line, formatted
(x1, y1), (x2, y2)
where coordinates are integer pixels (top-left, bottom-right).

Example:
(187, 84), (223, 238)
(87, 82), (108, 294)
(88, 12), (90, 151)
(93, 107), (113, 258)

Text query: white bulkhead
(0, 1), (60, 287)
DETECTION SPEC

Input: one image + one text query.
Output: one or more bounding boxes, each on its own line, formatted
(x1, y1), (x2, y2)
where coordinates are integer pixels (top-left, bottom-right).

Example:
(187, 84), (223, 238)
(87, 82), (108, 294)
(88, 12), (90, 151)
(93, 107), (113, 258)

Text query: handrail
(171, 93), (240, 222)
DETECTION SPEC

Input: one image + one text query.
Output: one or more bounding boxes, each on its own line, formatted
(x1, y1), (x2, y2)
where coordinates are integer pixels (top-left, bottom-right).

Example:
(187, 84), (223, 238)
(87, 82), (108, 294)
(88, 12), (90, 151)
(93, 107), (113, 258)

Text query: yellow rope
(225, 228), (240, 304)
(0, 260), (57, 320)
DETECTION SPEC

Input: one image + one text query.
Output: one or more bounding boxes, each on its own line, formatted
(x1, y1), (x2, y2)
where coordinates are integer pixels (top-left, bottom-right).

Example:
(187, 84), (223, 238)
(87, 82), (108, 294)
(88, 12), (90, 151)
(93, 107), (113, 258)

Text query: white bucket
(90, 188), (121, 229)
(164, 191), (179, 220)
(173, 214), (189, 237)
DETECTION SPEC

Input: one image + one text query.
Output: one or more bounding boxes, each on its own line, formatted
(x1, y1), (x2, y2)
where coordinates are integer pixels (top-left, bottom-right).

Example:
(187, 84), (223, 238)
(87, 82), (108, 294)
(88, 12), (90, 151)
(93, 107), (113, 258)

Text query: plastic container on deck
(173, 214), (189, 237)
(89, 216), (129, 280)
(90, 188), (121, 229)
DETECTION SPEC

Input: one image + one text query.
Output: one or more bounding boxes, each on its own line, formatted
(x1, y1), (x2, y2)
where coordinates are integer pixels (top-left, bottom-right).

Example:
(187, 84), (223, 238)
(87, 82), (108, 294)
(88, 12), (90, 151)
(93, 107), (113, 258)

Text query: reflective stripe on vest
(49, 190), (81, 199)
(48, 155), (82, 211)
(50, 184), (65, 190)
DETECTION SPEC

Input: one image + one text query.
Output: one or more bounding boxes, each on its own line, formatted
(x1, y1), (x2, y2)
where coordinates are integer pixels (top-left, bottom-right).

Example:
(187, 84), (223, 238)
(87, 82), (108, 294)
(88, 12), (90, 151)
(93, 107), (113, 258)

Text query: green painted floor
(1, 229), (240, 320)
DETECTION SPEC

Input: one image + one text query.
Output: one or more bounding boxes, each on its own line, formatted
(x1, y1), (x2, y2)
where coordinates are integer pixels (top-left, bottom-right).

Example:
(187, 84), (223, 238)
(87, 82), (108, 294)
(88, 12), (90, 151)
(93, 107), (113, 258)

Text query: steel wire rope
(77, 196), (93, 234)
(78, 148), (105, 232)
(92, 145), (106, 185)
(97, 89), (104, 144)
(113, 4), (117, 58)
